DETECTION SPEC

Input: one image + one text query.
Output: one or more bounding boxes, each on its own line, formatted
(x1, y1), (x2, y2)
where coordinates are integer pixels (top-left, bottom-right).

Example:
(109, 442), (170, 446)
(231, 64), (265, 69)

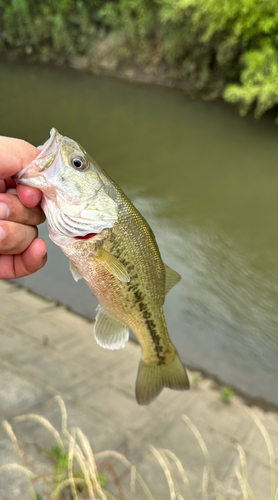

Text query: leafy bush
(1, 0), (278, 116)
(0, 0), (102, 61)
(224, 43), (278, 118)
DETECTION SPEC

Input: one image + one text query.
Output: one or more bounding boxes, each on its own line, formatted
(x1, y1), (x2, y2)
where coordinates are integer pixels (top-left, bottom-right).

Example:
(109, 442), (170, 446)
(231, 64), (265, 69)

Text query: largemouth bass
(15, 128), (190, 404)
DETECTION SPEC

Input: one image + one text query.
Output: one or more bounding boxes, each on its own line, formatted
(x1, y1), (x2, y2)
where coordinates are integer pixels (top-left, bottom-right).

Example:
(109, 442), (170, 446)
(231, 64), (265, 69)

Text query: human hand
(0, 136), (47, 279)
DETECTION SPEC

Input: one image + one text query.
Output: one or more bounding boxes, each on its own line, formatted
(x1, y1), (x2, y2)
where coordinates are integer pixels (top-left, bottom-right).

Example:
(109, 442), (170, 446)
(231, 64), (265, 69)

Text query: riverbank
(2, 0), (278, 119)
(0, 48), (202, 95)
(0, 279), (277, 499)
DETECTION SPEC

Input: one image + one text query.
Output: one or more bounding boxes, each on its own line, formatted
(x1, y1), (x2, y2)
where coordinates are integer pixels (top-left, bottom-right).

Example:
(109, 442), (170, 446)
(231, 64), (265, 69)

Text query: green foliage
(0, 0), (101, 61)
(99, 0), (278, 113)
(191, 373), (201, 389)
(1, 0), (278, 115)
(220, 386), (234, 405)
(50, 445), (107, 491)
(224, 43), (278, 118)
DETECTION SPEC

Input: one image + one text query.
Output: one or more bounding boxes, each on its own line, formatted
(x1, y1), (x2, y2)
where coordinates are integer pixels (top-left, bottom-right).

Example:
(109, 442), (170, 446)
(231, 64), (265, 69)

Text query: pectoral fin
(96, 248), (130, 283)
(164, 264), (181, 295)
(94, 305), (129, 350)
(70, 262), (82, 282)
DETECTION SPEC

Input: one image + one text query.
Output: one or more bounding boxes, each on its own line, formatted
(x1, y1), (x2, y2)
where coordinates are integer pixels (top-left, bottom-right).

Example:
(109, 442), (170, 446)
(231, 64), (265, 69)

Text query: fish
(14, 128), (190, 404)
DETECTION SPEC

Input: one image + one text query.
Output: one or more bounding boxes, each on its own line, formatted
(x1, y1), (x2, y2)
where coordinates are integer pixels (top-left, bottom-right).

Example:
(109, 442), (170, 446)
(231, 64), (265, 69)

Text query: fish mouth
(13, 128), (62, 187)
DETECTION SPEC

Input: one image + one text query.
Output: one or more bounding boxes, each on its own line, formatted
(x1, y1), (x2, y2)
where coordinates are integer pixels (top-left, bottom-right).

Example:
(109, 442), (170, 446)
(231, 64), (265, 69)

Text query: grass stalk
(0, 463), (34, 476)
(245, 408), (277, 500)
(130, 465), (136, 494)
(161, 449), (194, 500)
(182, 415), (223, 500)
(150, 445), (176, 500)
(96, 450), (155, 500)
(202, 466), (208, 500)
(50, 477), (86, 500)
(2, 420), (37, 500)
(70, 440), (97, 500)
(75, 427), (106, 500)
(13, 414), (64, 450)
(68, 430), (80, 500)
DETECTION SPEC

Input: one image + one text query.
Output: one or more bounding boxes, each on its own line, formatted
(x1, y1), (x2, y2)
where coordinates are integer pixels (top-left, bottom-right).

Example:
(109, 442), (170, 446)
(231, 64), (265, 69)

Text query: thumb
(0, 136), (39, 179)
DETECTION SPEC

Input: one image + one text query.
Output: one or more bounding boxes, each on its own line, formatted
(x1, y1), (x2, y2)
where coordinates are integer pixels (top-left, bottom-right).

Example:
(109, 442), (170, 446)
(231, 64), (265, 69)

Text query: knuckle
(0, 193), (44, 225)
(0, 222), (37, 254)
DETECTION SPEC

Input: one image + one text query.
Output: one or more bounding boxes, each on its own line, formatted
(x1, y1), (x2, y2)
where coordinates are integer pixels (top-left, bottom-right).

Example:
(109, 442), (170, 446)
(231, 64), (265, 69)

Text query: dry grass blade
(2, 421), (22, 457)
(75, 427), (107, 500)
(182, 415), (223, 500)
(245, 408), (277, 500)
(235, 467), (250, 500)
(101, 490), (120, 500)
(0, 463), (34, 476)
(96, 450), (155, 500)
(150, 445), (176, 500)
(130, 465), (136, 494)
(50, 477), (85, 500)
(162, 449), (194, 500)
(235, 443), (250, 490)
(13, 414), (64, 450)
(235, 461), (256, 500)
(71, 438), (97, 500)
(202, 466), (208, 500)
(68, 430), (80, 500)
(55, 395), (68, 439)
(44, 395), (68, 439)
(2, 420), (37, 500)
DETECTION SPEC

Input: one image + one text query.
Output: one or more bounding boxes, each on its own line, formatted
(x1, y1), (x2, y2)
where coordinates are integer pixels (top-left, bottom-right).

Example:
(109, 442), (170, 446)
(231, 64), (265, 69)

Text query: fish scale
(14, 128), (190, 404)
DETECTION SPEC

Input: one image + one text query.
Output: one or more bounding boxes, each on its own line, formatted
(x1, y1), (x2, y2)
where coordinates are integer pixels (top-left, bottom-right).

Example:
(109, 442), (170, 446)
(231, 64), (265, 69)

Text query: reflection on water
(132, 195), (278, 403)
(0, 61), (278, 404)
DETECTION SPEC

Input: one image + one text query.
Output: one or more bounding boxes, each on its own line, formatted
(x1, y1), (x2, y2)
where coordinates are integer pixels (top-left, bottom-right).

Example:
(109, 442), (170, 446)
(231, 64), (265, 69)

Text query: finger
(0, 137), (38, 179)
(18, 237), (47, 276)
(0, 193), (45, 226)
(0, 221), (38, 254)
(0, 238), (47, 279)
(6, 188), (17, 195)
(16, 183), (42, 208)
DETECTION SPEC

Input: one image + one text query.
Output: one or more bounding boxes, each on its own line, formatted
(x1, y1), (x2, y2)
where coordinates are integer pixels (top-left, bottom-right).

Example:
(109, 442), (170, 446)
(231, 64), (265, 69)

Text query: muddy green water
(1, 62), (278, 404)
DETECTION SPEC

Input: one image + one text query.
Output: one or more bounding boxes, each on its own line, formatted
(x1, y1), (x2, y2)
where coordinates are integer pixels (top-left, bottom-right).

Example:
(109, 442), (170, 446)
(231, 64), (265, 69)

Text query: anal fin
(94, 305), (129, 350)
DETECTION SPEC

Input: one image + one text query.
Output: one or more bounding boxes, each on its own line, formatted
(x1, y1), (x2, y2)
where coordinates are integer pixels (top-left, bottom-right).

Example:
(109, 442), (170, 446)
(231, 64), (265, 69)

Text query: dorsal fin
(164, 264), (181, 295)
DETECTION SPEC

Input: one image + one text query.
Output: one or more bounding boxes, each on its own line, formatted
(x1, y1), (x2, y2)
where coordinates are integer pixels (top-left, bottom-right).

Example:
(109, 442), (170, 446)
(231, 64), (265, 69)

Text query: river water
(1, 61), (278, 405)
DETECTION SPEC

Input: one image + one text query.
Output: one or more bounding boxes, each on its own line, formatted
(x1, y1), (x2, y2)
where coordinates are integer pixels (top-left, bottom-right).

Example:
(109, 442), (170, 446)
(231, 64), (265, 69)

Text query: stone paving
(0, 279), (277, 499)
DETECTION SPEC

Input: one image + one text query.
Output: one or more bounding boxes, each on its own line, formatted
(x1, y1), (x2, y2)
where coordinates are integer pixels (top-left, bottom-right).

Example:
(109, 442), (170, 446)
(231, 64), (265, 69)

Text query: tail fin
(135, 349), (190, 405)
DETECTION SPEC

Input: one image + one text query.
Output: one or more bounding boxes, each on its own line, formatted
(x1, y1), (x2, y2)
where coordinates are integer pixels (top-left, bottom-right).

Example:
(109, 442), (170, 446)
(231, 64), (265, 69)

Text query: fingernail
(0, 202), (9, 220)
(0, 226), (5, 243)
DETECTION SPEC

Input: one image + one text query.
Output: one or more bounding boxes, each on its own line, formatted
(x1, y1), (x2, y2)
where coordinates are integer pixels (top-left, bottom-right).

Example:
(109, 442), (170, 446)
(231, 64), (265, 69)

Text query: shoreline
(0, 50), (215, 97)
(0, 278), (277, 498)
(8, 279), (278, 415)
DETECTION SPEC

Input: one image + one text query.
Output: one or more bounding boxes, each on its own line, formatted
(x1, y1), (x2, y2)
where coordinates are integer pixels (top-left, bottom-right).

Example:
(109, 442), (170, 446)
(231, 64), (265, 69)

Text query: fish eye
(71, 155), (88, 171)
